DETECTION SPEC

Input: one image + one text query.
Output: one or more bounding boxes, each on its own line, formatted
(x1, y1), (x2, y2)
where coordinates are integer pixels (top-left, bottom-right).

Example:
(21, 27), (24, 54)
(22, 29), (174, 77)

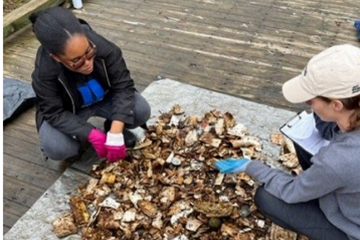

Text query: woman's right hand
(105, 132), (127, 163)
(87, 128), (107, 158)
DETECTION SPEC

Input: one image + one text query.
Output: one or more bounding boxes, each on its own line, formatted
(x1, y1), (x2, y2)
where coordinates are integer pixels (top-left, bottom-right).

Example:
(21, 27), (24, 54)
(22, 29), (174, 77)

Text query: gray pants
(254, 187), (349, 240)
(39, 92), (151, 160)
(254, 115), (349, 240)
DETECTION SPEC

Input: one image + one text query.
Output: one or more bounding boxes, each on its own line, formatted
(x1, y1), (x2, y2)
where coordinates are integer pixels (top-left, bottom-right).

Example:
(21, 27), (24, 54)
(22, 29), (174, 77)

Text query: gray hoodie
(246, 128), (360, 240)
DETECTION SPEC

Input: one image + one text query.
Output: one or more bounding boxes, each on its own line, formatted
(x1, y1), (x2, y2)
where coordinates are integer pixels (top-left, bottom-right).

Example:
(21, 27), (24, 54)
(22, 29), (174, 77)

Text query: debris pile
(53, 105), (307, 240)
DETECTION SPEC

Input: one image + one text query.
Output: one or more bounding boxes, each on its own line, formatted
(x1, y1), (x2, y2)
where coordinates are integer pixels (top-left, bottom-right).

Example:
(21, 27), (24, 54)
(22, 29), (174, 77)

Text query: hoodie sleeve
(102, 41), (136, 125)
(32, 70), (94, 138)
(245, 156), (344, 204)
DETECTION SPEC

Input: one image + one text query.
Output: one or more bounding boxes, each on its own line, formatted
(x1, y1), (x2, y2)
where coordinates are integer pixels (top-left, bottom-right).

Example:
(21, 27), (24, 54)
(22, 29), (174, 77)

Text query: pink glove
(87, 128), (107, 158)
(105, 132), (127, 163)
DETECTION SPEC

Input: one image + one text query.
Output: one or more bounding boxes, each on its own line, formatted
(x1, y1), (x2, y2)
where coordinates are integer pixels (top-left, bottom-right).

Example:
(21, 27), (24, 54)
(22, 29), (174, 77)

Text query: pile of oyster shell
(53, 105), (307, 240)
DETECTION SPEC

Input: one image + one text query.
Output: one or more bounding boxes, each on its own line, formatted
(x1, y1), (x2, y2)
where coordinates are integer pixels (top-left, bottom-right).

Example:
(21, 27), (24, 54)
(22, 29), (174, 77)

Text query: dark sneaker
(140, 123), (148, 130)
(103, 119), (112, 132)
(123, 128), (137, 148)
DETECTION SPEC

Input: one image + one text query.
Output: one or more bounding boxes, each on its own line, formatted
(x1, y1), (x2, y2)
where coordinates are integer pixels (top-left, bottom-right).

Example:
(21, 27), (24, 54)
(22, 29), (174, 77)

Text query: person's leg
(39, 121), (81, 160)
(95, 91), (151, 129)
(128, 91), (151, 129)
(254, 186), (349, 240)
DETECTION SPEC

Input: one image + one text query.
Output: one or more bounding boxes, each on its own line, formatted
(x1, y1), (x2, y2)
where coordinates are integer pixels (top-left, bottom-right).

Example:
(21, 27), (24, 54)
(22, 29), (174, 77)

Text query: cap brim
(282, 75), (315, 103)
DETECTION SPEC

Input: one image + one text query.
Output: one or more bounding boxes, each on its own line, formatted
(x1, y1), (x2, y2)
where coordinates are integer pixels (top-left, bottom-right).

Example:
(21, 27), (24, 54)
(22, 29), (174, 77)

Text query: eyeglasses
(71, 40), (97, 70)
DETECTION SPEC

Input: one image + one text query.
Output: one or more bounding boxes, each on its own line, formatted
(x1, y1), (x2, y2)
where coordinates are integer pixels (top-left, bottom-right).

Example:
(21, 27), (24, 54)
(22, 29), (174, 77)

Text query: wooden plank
(124, 48), (292, 109)
(3, 175), (46, 208)
(4, 226), (11, 235)
(3, 137), (67, 173)
(3, 198), (29, 232)
(4, 5), (354, 83)
(4, 141), (58, 170)
(78, 3), (356, 58)
(3, 0), (65, 39)
(5, 0), (354, 59)
(4, 128), (39, 147)
(4, 154), (62, 190)
(3, 68), (33, 83)
(88, 0), (357, 35)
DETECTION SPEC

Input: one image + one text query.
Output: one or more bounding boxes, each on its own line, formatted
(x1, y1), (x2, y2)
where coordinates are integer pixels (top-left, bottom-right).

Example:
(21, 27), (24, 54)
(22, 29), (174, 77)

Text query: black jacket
(31, 22), (136, 138)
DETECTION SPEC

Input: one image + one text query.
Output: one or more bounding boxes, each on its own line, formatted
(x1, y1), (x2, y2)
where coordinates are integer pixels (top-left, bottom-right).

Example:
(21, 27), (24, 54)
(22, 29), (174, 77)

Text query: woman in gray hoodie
(217, 44), (360, 240)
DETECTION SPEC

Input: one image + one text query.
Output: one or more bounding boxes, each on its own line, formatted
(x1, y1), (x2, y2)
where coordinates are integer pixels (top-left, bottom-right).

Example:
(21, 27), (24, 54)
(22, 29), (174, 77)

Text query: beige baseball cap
(282, 44), (360, 103)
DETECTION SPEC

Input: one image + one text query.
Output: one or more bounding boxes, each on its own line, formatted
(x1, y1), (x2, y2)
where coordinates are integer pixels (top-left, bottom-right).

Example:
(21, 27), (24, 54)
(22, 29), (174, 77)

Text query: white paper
(280, 111), (330, 155)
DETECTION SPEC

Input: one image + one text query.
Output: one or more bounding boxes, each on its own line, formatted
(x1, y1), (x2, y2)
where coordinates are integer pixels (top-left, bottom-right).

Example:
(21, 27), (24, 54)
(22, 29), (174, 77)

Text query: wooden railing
(3, 0), (66, 39)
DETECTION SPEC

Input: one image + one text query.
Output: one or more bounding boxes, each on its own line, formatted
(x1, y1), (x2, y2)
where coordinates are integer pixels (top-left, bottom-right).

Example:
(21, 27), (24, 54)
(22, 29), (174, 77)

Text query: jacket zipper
(58, 77), (76, 114)
(57, 61), (109, 113)
(101, 59), (111, 87)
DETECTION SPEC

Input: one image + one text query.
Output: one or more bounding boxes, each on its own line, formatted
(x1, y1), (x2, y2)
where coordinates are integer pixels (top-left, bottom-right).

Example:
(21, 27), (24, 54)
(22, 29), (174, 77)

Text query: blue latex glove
(355, 20), (360, 40)
(215, 158), (251, 174)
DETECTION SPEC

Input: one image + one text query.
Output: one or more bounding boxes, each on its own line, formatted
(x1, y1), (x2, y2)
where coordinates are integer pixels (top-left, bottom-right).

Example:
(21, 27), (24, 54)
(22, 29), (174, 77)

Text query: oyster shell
(52, 212), (78, 237)
(172, 104), (185, 115)
(129, 190), (144, 208)
(160, 186), (176, 205)
(138, 200), (158, 218)
(194, 201), (233, 218)
(185, 116), (200, 127)
(100, 172), (116, 184)
(168, 200), (192, 216)
(231, 136), (262, 151)
(223, 112), (236, 128)
(279, 153), (299, 168)
(170, 209), (193, 225)
(270, 132), (284, 145)
(185, 130), (198, 147)
(122, 208), (137, 222)
(152, 212), (163, 229)
(220, 222), (239, 237)
(185, 218), (203, 232)
(99, 197), (120, 209)
(270, 223), (297, 240)
(283, 136), (296, 154)
(228, 123), (248, 137)
(69, 196), (89, 226)
(215, 118), (225, 136)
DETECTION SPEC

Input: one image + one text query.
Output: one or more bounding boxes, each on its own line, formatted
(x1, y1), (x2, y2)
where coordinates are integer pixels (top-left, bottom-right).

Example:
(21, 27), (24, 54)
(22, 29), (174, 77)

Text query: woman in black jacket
(30, 7), (151, 162)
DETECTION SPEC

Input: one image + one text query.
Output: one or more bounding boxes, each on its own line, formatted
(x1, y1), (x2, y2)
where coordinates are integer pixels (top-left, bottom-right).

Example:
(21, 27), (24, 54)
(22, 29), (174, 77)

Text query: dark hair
(29, 7), (85, 55)
(319, 95), (360, 131)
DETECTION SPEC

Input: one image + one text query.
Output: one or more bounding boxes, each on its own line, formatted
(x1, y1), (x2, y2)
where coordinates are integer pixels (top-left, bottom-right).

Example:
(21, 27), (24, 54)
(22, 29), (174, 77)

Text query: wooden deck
(3, 0), (359, 234)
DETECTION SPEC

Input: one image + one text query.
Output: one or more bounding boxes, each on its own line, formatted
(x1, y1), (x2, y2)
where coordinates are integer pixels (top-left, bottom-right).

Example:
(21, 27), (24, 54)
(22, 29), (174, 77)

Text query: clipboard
(280, 111), (330, 155)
